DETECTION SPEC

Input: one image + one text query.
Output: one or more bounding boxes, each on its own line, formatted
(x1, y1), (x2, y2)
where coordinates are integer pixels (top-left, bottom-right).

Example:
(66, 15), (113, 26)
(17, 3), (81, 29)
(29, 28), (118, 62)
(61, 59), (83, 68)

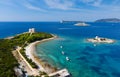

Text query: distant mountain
(95, 18), (120, 22)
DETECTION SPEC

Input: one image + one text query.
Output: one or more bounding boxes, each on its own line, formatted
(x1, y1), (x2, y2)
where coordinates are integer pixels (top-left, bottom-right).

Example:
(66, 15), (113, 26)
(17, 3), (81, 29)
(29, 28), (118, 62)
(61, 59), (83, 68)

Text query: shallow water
(36, 22), (120, 77)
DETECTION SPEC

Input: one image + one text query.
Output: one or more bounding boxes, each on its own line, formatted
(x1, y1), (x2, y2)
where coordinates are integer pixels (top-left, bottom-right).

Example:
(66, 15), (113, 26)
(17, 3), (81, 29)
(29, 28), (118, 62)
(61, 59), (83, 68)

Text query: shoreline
(25, 34), (58, 74)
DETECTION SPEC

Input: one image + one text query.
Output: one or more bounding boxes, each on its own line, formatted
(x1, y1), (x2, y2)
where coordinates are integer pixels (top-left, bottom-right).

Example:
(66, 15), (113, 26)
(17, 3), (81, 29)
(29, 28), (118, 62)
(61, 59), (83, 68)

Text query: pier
(49, 69), (71, 77)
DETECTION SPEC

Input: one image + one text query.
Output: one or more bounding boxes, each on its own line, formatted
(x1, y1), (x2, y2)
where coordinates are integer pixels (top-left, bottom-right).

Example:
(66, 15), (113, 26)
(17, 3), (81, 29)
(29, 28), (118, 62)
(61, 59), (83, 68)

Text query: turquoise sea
(0, 22), (120, 77)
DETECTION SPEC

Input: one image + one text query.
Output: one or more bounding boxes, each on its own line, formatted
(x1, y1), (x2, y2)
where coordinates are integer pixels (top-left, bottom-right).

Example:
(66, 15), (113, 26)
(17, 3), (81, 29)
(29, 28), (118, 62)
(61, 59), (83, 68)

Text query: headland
(11, 28), (71, 77)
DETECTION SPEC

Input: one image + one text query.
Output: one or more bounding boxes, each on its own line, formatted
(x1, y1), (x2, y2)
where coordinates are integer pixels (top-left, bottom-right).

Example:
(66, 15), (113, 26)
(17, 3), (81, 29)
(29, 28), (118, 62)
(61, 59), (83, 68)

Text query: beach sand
(25, 34), (58, 74)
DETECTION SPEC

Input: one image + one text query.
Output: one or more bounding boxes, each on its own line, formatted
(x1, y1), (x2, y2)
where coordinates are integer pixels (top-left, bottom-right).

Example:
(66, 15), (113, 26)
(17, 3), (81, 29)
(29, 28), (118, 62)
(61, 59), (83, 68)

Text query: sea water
(0, 22), (120, 77)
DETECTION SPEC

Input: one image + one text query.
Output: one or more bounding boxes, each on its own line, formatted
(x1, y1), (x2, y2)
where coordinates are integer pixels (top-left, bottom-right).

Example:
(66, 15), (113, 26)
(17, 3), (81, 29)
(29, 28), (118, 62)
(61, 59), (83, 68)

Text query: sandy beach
(25, 34), (58, 74)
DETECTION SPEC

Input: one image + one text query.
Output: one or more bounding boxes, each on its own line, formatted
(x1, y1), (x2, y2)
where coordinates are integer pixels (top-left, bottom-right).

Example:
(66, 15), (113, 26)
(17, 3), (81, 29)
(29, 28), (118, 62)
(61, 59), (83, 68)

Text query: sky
(0, 0), (120, 21)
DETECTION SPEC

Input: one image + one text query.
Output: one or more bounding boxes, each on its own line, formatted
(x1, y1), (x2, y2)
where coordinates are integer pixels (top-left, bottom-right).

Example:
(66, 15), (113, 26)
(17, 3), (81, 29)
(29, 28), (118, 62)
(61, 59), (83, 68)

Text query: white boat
(66, 57), (70, 61)
(94, 44), (96, 47)
(60, 46), (63, 48)
(74, 22), (89, 26)
(62, 51), (65, 55)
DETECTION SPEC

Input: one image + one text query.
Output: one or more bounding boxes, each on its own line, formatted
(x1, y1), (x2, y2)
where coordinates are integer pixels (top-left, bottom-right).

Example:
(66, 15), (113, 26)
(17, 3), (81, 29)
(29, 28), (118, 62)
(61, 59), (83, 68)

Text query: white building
(29, 28), (35, 33)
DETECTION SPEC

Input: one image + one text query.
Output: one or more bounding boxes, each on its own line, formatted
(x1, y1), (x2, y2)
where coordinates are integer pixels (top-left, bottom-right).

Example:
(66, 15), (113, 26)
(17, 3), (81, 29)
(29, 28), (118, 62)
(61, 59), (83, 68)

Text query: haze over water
(0, 22), (120, 77)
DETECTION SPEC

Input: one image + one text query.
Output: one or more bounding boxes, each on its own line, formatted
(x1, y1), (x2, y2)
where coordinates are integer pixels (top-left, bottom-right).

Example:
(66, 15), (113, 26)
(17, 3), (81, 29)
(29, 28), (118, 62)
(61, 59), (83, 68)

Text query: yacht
(66, 57), (70, 61)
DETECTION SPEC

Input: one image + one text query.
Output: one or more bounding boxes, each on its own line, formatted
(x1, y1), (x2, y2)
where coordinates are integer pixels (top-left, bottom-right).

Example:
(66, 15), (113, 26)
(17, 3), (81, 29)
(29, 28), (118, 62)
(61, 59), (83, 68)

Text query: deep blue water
(0, 22), (120, 77)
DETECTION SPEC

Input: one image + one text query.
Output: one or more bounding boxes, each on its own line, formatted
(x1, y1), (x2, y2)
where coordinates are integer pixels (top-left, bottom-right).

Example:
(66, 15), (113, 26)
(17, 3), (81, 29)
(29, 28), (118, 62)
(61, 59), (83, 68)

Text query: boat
(60, 46), (63, 48)
(62, 51), (65, 55)
(74, 22), (89, 26)
(66, 57), (70, 61)
(94, 44), (96, 47)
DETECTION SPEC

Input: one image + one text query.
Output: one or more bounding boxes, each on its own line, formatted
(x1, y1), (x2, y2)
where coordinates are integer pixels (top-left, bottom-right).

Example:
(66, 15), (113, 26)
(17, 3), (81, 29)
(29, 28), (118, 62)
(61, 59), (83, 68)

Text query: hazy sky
(0, 0), (120, 21)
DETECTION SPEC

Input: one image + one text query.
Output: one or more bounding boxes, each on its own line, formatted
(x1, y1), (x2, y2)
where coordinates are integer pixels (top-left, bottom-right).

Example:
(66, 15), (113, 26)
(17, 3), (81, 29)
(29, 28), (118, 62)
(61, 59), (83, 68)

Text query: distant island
(60, 20), (84, 23)
(95, 18), (120, 22)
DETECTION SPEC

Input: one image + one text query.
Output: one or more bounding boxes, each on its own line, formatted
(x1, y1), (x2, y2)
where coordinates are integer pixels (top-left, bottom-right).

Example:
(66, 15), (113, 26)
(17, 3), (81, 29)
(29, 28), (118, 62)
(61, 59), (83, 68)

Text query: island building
(29, 28), (35, 33)
(95, 36), (101, 41)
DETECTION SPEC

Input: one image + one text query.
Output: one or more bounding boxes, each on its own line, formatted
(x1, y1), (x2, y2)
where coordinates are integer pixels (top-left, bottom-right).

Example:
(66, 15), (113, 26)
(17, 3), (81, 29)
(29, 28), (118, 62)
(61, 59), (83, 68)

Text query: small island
(87, 36), (115, 43)
(74, 22), (89, 26)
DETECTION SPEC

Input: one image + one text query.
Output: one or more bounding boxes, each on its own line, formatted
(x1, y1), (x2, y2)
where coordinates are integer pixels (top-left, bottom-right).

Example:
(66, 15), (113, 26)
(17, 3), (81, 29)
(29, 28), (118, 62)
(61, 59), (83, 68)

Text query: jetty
(49, 69), (71, 77)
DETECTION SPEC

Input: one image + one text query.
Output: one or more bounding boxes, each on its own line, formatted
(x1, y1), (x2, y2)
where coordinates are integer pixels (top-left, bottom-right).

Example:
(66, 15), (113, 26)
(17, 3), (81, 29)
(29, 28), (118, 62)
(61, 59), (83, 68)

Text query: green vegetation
(0, 39), (18, 77)
(20, 49), (38, 68)
(39, 71), (48, 76)
(13, 32), (53, 46)
(0, 32), (53, 77)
